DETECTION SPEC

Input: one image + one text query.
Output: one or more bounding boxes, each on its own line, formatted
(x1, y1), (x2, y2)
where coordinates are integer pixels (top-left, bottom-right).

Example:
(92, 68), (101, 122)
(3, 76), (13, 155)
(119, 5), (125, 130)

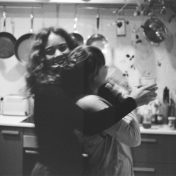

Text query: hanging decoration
(141, 17), (168, 45)
(133, 0), (176, 24)
(107, 2), (130, 29)
(133, 0), (167, 17)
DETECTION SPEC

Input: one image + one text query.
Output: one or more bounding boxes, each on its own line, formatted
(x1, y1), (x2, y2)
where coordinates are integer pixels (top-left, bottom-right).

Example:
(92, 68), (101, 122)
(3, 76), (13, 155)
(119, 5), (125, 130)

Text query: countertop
(0, 115), (35, 128)
(140, 124), (176, 135)
(0, 115), (176, 134)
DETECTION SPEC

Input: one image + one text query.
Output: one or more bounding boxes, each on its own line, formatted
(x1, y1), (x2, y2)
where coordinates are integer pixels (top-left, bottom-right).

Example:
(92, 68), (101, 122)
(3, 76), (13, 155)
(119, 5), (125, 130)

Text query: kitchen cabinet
(23, 128), (38, 176)
(0, 126), (23, 176)
(132, 133), (176, 176)
(0, 126), (37, 176)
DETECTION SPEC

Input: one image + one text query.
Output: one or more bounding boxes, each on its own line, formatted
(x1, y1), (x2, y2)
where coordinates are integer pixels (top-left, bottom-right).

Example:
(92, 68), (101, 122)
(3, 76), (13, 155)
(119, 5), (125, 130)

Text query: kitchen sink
(21, 115), (34, 123)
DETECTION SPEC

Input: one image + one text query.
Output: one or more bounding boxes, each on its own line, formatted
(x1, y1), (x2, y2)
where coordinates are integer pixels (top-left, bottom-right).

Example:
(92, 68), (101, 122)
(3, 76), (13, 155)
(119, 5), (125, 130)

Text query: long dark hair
(25, 27), (78, 96)
(61, 45), (106, 99)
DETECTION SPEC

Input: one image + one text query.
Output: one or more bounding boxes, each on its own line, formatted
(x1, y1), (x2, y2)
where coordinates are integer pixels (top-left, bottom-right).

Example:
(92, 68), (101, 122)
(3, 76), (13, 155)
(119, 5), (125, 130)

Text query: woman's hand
(129, 84), (158, 107)
(105, 78), (129, 98)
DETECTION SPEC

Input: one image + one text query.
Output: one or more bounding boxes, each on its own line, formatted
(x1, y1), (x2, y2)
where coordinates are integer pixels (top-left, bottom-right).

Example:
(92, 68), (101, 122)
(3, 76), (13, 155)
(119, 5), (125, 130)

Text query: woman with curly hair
(26, 27), (78, 94)
(26, 27), (157, 176)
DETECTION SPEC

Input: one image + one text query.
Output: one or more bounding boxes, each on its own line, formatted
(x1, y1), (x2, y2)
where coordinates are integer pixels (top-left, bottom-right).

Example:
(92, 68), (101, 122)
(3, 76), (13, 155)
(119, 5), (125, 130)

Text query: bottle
(142, 105), (152, 129)
(153, 99), (163, 124)
(151, 100), (158, 124)
(162, 87), (170, 123)
(168, 117), (176, 130)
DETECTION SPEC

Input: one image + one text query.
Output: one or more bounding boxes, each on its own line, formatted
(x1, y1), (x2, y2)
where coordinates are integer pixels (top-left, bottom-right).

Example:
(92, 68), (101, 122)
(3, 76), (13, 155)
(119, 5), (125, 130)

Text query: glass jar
(168, 117), (176, 130)
(142, 105), (152, 129)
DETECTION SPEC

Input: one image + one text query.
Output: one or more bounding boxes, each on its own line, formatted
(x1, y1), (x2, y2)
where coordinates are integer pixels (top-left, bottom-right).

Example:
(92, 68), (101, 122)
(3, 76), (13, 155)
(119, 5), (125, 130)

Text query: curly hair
(25, 27), (78, 96)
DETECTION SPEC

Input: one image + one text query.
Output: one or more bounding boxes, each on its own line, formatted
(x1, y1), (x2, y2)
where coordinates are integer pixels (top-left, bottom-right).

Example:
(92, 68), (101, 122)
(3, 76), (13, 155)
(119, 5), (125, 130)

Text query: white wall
(0, 4), (176, 101)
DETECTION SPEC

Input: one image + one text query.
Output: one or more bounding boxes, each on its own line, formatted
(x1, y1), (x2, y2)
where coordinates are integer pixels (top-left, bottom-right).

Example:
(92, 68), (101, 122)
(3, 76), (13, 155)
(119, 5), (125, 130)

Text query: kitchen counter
(0, 115), (175, 134)
(0, 115), (35, 128)
(140, 124), (176, 135)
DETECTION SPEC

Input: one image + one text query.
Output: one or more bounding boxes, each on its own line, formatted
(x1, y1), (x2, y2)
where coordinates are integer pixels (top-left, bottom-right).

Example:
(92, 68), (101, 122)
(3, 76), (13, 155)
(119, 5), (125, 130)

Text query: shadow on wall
(0, 57), (26, 82)
(164, 32), (174, 53)
(166, 34), (176, 71)
(134, 39), (156, 77)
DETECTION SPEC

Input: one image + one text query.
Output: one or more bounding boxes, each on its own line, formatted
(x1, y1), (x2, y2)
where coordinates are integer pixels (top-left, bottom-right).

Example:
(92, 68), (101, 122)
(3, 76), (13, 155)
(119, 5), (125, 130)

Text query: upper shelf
(0, 0), (143, 5)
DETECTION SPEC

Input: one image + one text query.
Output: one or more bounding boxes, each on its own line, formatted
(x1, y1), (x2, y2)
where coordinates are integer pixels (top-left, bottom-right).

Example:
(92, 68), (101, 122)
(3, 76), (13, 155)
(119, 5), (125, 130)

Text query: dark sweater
(34, 84), (136, 175)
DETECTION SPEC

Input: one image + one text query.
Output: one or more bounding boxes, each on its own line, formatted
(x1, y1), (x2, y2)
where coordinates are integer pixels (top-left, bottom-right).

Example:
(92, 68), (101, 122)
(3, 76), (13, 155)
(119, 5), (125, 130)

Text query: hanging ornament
(141, 17), (168, 44)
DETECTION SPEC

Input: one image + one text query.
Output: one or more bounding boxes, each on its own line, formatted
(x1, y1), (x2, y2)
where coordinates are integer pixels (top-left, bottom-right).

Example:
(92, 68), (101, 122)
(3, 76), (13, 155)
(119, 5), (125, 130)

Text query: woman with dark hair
(66, 45), (157, 176)
(26, 27), (157, 176)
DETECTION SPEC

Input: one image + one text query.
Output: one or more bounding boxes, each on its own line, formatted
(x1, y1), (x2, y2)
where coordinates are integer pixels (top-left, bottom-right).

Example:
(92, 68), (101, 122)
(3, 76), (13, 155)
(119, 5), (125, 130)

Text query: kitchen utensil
(69, 5), (84, 46)
(70, 33), (84, 46)
(14, 10), (34, 66)
(0, 9), (17, 59)
(141, 17), (168, 45)
(86, 9), (108, 50)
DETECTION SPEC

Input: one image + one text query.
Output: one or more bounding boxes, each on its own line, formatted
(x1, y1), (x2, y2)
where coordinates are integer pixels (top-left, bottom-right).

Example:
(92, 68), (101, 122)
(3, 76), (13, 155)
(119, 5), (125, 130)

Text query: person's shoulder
(77, 95), (99, 102)
(76, 95), (109, 112)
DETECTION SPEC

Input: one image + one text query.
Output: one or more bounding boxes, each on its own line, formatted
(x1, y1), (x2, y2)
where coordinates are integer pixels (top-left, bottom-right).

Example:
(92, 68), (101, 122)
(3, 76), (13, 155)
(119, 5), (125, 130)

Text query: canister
(168, 116), (176, 130)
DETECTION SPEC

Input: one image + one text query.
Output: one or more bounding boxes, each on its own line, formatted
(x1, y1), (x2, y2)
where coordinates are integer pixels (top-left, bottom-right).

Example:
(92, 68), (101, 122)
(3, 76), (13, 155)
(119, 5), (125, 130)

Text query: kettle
(141, 17), (168, 45)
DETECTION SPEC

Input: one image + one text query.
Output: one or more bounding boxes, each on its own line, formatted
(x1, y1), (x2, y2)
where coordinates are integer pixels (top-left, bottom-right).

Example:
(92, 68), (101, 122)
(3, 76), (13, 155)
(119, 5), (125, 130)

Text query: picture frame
(116, 19), (126, 36)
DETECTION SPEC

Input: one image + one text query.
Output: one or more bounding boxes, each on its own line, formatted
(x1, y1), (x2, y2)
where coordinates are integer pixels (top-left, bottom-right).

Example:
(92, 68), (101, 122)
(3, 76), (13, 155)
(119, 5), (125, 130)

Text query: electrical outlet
(116, 19), (126, 36)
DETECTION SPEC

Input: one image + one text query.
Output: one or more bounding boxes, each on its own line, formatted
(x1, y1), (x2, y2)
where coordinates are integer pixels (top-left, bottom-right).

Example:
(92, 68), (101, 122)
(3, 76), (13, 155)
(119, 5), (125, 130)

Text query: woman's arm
(35, 85), (137, 136)
(77, 95), (141, 146)
(76, 95), (137, 135)
(105, 112), (141, 147)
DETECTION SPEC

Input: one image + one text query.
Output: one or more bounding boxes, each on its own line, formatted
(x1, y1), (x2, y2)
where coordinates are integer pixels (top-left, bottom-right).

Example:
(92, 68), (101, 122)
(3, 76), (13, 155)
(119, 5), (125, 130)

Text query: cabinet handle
(133, 167), (155, 172)
(25, 150), (38, 154)
(1, 130), (19, 135)
(141, 138), (156, 143)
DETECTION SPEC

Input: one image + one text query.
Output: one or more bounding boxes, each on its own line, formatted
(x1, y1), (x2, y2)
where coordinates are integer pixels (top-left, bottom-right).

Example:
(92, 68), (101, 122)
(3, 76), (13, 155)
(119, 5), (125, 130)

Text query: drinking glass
(139, 76), (156, 86)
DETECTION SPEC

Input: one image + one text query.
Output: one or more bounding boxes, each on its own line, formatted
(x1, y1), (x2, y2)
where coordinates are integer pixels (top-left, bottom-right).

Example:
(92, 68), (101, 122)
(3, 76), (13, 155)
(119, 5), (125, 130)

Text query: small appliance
(2, 95), (30, 116)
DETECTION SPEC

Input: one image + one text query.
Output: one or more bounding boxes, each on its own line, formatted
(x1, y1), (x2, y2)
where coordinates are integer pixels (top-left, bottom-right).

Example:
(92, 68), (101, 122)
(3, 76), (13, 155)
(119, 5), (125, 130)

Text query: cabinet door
(23, 127), (38, 176)
(131, 134), (176, 164)
(0, 127), (23, 176)
(133, 162), (176, 176)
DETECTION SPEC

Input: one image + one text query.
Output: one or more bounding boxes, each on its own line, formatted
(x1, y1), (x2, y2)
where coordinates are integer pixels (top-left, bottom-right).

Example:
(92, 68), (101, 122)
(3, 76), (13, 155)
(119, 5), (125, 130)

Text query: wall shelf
(0, 0), (141, 10)
(0, 0), (141, 5)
